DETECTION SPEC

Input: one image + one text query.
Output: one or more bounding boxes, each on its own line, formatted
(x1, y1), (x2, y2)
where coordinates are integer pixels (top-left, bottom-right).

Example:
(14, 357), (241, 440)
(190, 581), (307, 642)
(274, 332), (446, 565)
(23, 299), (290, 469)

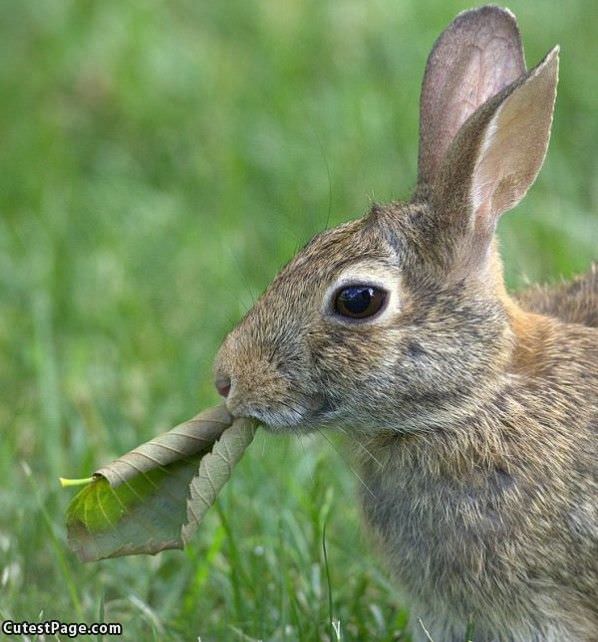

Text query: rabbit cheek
(308, 325), (399, 422)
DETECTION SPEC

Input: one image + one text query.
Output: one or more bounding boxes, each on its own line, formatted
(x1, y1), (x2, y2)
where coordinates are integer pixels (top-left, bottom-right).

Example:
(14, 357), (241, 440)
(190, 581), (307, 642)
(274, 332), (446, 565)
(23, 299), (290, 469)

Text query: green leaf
(64, 405), (256, 561)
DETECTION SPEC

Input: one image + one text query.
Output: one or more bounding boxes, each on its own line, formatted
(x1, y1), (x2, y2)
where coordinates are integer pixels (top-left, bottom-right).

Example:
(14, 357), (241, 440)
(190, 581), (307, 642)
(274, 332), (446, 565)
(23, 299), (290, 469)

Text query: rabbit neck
(473, 239), (560, 378)
(504, 298), (556, 377)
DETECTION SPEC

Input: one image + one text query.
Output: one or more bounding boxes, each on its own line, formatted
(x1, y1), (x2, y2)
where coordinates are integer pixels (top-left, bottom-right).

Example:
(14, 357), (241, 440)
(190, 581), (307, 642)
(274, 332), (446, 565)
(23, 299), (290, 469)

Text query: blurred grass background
(0, 0), (595, 640)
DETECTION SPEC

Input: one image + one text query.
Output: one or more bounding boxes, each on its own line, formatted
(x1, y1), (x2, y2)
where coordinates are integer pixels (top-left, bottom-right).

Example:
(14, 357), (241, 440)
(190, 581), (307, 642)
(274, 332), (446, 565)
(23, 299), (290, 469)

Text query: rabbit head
(214, 6), (559, 436)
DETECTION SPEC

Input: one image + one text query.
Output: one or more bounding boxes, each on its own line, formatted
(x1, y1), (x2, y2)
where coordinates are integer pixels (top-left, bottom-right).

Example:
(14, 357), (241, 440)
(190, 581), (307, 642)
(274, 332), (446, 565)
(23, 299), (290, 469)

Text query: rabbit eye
(333, 285), (387, 320)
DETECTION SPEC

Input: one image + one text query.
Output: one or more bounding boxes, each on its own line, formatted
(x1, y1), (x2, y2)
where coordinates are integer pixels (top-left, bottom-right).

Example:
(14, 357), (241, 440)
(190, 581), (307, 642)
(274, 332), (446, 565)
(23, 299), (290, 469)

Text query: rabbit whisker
(316, 427), (377, 500)
(335, 424), (383, 469)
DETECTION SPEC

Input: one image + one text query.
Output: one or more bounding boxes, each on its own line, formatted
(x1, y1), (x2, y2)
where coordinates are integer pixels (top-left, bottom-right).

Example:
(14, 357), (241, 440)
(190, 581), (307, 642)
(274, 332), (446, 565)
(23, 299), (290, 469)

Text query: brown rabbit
(214, 6), (597, 641)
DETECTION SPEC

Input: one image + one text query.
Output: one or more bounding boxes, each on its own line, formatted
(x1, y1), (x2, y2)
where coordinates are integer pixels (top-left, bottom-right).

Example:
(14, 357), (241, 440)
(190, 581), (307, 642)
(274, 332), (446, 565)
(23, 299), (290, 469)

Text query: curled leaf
(95, 404), (232, 485)
(64, 405), (256, 561)
(183, 419), (256, 543)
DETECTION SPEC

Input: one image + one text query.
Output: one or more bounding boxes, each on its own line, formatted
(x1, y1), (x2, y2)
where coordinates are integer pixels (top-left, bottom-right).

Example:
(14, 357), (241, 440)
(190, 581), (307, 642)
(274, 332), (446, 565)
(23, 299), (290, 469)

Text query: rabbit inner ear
(417, 6), (526, 188)
(433, 47), (559, 269)
(470, 48), (559, 228)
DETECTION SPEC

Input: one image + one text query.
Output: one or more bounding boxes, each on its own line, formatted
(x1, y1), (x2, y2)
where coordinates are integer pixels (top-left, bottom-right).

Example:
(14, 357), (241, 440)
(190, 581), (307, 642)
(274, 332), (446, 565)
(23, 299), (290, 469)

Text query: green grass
(0, 0), (596, 640)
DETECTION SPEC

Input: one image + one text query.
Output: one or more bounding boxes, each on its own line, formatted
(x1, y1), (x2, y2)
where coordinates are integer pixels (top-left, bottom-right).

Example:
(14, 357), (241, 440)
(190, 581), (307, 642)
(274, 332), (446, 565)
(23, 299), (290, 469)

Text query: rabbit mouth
(237, 395), (336, 433)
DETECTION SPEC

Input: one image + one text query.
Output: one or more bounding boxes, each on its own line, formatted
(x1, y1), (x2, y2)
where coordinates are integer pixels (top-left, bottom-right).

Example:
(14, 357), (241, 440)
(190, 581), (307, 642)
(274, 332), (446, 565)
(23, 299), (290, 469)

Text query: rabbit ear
(433, 46), (559, 265)
(418, 6), (526, 187)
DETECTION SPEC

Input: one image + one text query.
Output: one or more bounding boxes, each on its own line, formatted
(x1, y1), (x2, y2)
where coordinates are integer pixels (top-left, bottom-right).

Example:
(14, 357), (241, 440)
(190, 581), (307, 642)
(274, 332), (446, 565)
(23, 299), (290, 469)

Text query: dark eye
(333, 285), (387, 320)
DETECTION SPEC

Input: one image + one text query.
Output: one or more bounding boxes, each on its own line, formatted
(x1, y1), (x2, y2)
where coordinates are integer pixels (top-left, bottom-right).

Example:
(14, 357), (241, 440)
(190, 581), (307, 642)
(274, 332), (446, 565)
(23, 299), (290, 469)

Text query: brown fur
(214, 7), (597, 641)
(518, 264), (598, 327)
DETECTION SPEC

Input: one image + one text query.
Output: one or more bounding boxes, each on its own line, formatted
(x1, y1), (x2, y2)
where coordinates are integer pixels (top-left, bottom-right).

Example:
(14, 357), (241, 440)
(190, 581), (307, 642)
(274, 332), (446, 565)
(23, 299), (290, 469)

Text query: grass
(0, 0), (596, 640)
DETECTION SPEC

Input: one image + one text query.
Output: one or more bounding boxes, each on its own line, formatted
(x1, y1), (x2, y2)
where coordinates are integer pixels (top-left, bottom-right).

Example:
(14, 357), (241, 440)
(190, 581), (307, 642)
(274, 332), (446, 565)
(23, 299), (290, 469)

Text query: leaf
(95, 404), (233, 485)
(182, 419), (256, 543)
(65, 405), (256, 561)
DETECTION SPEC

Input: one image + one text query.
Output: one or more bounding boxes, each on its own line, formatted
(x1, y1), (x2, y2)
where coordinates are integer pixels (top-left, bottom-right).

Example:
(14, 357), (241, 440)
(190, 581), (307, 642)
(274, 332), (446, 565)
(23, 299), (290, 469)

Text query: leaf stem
(59, 477), (94, 488)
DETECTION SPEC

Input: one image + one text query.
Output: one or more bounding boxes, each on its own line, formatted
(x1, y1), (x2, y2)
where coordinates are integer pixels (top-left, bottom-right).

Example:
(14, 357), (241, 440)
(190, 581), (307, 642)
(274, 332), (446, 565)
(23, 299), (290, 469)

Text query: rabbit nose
(215, 375), (232, 398)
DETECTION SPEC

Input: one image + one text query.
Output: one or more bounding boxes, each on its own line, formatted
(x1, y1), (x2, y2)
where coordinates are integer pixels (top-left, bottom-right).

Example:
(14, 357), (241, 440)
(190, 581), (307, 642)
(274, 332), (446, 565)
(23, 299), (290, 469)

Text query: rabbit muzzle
(214, 335), (334, 432)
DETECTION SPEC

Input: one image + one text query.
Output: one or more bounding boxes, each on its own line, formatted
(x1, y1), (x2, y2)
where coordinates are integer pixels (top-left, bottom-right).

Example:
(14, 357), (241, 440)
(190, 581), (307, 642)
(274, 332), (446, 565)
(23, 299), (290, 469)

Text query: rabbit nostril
(215, 376), (231, 398)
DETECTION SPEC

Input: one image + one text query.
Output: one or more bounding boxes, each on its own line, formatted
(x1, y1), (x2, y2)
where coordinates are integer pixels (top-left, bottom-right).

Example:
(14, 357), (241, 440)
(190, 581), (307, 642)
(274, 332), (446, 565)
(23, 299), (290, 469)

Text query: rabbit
(213, 5), (597, 641)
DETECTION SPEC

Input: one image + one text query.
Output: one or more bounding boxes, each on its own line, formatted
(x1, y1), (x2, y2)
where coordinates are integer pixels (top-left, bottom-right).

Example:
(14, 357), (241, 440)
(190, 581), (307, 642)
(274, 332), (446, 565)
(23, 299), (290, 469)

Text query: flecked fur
(214, 6), (597, 641)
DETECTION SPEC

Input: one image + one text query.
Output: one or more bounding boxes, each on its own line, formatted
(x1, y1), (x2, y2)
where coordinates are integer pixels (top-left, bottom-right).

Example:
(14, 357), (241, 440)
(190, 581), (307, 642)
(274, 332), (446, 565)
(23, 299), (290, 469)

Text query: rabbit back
(518, 263), (598, 328)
